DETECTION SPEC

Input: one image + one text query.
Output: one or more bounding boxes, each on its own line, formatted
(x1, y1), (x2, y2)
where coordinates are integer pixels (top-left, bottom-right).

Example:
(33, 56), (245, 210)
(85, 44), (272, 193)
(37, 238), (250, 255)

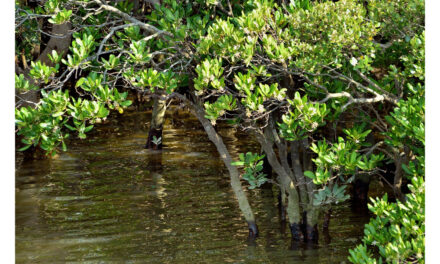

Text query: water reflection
(16, 111), (370, 263)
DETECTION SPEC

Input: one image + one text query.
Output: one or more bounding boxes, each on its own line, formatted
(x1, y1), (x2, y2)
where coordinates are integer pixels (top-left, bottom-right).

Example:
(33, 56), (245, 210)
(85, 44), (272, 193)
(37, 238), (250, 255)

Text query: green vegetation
(232, 152), (268, 189)
(15, 0), (424, 262)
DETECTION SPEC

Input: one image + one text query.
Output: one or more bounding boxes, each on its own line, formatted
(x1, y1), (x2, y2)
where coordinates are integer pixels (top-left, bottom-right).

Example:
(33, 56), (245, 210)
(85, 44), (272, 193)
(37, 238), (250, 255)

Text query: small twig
(363, 141), (384, 156)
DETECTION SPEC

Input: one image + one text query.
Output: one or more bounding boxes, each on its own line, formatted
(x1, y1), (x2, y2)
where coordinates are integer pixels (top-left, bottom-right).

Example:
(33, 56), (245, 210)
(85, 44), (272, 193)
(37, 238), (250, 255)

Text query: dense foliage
(15, 0), (424, 262)
(349, 38), (425, 263)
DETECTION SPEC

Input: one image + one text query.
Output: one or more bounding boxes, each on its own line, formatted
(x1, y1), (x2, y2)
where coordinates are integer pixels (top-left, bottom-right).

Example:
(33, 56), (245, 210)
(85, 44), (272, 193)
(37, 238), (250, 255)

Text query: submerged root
(323, 209), (332, 231)
(289, 223), (304, 241)
(247, 221), (259, 240)
(305, 224), (319, 243)
(278, 192), (287, 222)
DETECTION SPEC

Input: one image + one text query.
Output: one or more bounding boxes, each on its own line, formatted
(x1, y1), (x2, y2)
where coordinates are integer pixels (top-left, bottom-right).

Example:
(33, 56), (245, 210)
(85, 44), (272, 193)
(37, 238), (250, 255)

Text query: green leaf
(52, 111), (64, 117)
(304, 171), (315, 179)
(18, 145), (32, 151)
(231, 161), (245, 166)
(120, 100), (132, 107)
(64, 124), (76, 131)
(84, 125), (94, 133)
(76, 78), (85, 88)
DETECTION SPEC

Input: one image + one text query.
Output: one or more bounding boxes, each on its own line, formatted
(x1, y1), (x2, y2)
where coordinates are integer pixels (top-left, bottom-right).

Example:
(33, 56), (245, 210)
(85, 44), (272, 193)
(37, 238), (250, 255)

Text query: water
(16, 110), (371, 263)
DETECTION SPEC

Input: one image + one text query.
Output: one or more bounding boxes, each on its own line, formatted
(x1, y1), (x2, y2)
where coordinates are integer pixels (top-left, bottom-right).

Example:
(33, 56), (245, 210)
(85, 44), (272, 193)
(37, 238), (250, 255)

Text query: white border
(425, 0), (439, 262)
(1, 0), (16, 262)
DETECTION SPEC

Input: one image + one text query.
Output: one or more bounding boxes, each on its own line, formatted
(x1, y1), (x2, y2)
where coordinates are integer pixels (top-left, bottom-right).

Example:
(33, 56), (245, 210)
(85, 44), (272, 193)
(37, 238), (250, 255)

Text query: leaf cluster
(232, 152), (267, 189)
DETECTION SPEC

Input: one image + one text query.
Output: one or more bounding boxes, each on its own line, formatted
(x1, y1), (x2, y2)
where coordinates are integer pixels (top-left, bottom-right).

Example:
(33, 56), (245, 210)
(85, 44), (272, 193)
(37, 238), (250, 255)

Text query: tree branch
(93, 0), (172, 39)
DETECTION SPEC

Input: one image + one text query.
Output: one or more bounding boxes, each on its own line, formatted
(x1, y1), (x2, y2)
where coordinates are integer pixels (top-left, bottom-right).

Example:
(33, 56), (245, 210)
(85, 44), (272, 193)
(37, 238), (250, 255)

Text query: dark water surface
(16, 110), (371, 263)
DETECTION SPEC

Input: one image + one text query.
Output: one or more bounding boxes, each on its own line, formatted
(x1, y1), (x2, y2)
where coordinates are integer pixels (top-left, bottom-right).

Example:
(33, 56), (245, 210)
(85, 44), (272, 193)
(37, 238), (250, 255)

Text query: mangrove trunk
(145, 97), (167, 149)
(191, 103), (258, 239)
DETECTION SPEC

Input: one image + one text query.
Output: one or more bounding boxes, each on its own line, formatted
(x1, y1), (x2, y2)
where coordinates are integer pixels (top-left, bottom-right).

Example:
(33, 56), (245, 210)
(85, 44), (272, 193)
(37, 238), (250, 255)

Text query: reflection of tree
(145, 150), (163, 172)
(16, 160), (48, 230)
(259, 188), (278, 250)
(151, 172), (167, 221)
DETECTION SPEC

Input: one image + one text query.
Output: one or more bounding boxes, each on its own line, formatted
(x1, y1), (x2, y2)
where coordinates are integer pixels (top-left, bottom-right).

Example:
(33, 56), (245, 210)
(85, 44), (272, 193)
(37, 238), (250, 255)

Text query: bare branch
(318, 90), (389, 111)
(97, 23), (136, 58)
(93, 0), (172, 39)
(352, 67), (399, 103)
(363, 141), (384, 156)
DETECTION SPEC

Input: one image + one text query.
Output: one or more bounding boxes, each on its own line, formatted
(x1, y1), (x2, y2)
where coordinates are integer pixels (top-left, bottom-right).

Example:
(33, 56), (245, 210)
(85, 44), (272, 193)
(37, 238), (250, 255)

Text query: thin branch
(37, 28), (71, 39)
(353, 67), (399, 103)
(97, 22), (136, 58)
(93, 0), (172, 39)
(318, 90), (388, 111)
(363, 141), (384, 156)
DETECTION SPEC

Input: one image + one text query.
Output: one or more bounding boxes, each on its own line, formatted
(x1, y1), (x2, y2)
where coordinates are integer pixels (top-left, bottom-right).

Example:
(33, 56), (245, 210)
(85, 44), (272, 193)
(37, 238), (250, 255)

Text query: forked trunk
(291, 141), (312, 206)
(254, 131), (303, 240)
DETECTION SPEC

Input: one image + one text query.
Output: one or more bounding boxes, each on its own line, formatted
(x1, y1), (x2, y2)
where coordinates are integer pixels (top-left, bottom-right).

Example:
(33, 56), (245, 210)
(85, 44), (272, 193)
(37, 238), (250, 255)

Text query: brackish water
(16, 110), (371, 263)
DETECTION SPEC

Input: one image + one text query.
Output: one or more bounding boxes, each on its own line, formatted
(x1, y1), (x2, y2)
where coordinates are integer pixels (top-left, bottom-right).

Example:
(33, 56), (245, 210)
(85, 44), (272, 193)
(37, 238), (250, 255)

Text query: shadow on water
(16, 110), (371, 263)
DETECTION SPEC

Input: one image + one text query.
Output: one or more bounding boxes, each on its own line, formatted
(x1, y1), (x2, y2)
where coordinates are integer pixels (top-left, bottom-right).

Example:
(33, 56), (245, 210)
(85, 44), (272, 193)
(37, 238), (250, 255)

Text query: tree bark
(301, 139), (316, 199)
(352, 173), (371, 208)
(278, 190), (287, 222)
(16, 21), (72, 159)
(254, 130), (303, 240)
(393, 152), (407, 202)
(291, 140), (311, 205)
(16, 22), (72, 108)
(145, 96), (167, 149)
(270, 127), (309, 208)
(191, 103), (258, 239)
(304, 206), (319, 242)
(292, 140), (320, 242)
(322, 208), (332, 231)
(260, 154), (273, 189)
(37, 23), (72, 66)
